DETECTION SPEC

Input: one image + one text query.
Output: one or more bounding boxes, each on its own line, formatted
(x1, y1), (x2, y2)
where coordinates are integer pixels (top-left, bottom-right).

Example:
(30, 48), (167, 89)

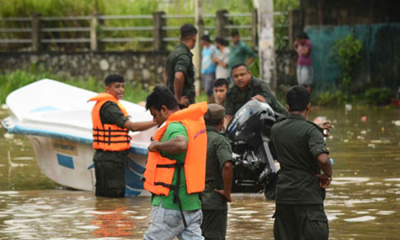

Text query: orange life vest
(143, 102), (208, 196)
(89, 93), (131, 151)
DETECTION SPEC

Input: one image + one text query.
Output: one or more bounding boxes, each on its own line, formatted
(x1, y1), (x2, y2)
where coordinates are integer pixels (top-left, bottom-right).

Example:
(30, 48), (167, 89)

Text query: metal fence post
(252, 9), (258, 50)
(90, 14), (99, 51)
(153, 11), (166, 51)
(216, 10), (229, 38)
(31, 13), (41, 51)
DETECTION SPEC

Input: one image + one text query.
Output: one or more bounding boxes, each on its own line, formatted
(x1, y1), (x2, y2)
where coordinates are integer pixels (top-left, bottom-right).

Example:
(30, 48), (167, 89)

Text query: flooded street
(0, 106), (399, 239)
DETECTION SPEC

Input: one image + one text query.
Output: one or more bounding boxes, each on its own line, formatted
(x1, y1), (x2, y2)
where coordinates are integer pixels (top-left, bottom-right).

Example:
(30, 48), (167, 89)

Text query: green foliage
(331, 35), (363, 95)
(248, 57), (260, 78)
(364, 87), (393, 105)
(0, 0), (299, 51)
(0, 66), (150, 104)
(313, 91), (347, 106)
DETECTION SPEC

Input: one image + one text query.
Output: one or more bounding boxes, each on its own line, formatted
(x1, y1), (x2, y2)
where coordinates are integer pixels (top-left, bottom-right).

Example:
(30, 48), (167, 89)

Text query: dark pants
(93, 151), (128, 198)
(273, 204), (329, 240)
(201, 209), (228, 240)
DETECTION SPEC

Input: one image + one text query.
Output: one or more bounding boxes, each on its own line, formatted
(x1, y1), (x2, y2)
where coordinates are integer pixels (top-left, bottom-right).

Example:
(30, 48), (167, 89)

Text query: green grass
(0, 66), (152, 104)
(0, 66), (213, 105)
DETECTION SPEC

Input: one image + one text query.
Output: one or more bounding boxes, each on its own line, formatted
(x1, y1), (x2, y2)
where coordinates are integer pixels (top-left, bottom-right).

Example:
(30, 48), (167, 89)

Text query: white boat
(1, 79), (156, 196)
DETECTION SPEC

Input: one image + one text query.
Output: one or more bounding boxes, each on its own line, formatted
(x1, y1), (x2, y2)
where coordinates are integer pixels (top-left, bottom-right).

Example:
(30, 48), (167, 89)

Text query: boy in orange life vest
(143, 86), (207, 240)
(89, 74), (156, 198)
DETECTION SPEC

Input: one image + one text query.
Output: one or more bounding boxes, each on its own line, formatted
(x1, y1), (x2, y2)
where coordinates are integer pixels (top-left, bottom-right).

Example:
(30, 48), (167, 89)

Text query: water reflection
(0, 107), (399, 239)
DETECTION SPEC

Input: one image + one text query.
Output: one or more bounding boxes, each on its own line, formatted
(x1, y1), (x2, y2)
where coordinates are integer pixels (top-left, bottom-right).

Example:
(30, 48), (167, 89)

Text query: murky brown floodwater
(0, 106), (399, 240)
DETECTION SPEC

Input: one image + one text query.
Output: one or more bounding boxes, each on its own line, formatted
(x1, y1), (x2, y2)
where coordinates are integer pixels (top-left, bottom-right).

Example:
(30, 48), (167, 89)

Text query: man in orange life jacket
(89, 74), (156, 198)
(143, 86), (207, 240)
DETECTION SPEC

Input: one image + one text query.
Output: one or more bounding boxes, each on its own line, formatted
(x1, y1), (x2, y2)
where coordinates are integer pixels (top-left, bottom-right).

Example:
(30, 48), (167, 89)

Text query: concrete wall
(0, 51), (296, 90)
(306, 23), (400, 92)
(0, 52), (167, 89)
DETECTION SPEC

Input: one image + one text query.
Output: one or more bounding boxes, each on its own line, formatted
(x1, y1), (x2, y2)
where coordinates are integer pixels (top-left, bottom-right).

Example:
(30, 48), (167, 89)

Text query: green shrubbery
(330, 35), (363, 98)
(364, 87), (393, 106)
(0, 66), (149, 104)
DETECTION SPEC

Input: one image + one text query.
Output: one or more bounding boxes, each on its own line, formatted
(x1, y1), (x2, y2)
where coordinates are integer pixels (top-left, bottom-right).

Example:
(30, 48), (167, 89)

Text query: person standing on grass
(200, 35), (217, 103)
(271, 86), (332, 240)
(213, 37), (231, 80)
(164, 24), (198, 108)
(228, 30), (256, 68)
(89, 74), (156, 198)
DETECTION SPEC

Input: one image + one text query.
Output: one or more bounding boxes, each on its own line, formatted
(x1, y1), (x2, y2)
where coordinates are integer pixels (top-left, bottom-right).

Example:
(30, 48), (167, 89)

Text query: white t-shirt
(215, 47), (230, 79)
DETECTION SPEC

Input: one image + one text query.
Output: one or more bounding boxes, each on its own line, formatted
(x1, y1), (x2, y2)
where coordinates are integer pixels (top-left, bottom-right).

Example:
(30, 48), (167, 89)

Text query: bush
(313, 91), (347, 106)
(330, 35), (363, 95)
(364, 88), (393, 105)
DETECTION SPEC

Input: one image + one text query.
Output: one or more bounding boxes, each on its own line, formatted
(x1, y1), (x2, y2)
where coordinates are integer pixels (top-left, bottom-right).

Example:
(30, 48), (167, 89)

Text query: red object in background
(361, 116), (367, 122)
(392, 98), (400, 107)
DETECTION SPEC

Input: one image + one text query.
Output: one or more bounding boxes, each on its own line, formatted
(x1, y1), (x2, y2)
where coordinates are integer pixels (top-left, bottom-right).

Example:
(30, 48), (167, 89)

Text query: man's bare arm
(174, 72), (185, 101)
(246, 57), (255, 66)
(148, 136), (188, 154)
(316, 153), (333, 188)
(123, 121), (156, 132)
(214, 161), (233, 202)
(224, 115), (233, 128)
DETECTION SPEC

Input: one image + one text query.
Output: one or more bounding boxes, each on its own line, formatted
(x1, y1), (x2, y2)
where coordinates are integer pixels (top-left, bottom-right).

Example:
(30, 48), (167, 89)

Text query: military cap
(204, 103), (226, 123)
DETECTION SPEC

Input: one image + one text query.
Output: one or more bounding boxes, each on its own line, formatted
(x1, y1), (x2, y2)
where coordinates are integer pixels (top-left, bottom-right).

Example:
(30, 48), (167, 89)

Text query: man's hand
(251, 94), (266, 103)
(315, 174), (332, 189)
(148, 140), (159, 152)
(214, 189), (232, 202)
(319, 121), (334, 137)
(177, 96), (190, 107)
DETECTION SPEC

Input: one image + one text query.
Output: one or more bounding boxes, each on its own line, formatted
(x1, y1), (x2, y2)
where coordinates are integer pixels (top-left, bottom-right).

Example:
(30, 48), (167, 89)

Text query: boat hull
(27, 135), (150, 196)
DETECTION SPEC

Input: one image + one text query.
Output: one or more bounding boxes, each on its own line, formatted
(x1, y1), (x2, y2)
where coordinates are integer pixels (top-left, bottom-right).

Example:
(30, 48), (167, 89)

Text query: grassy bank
(0, 67), (150, 104)
(2, 68), (394, 107)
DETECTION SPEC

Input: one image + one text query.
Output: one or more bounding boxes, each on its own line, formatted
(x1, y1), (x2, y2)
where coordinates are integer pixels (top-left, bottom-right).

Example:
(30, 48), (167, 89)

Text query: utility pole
(193, 0), (204, 97)
(254, 0), (276, 90)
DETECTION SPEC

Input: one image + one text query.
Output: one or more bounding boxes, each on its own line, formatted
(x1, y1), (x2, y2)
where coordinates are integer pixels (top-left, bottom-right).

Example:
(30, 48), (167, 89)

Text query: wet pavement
(0, 106), (400, 239)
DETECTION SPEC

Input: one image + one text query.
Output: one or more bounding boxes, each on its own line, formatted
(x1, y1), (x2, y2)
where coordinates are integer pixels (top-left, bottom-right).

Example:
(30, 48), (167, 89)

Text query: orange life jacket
(143, 102), (208, 196)
(89, 93), (131, 151)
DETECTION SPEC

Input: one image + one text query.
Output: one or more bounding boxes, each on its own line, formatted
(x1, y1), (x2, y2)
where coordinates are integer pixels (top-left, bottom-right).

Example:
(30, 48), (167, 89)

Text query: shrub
(364, 87), (393, 105)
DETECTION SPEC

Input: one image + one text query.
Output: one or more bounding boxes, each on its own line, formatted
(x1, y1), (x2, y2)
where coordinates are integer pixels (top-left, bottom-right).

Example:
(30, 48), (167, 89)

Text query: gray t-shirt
(215, 47), (231, 79)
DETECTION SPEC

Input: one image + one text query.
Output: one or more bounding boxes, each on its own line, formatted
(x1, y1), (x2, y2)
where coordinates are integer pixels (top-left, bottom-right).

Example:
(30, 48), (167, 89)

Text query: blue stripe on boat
(8, 125), (148, 155)
(127, 159), (145, 174)
(125, 187), (141, 196)
(30, 106), (60, 113)
(125, 168), (144, 190)
(57, 153), (75, 169)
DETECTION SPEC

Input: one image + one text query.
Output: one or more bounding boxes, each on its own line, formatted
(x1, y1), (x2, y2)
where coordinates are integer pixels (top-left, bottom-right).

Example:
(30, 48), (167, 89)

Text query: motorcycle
(226, 100), (285, 200)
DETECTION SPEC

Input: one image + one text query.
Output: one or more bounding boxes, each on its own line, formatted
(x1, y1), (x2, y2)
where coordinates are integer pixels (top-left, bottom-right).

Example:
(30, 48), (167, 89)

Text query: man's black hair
(201, 35), (211, 43)
(104, 74), (124, 86)
(145, 86), (178, 111)
(231, 62), (249, 72)
(231, 29), (239, 37)
(214, 78), (229, 88)
(180, 24), (198, 40)
(214, 37), (229, 46)
(286, 85), (310, 112)
(295, 32), (309, 40)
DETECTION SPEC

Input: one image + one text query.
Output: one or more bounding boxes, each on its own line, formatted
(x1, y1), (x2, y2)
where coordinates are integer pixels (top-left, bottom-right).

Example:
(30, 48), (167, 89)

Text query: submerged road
(0, 106), (399, 239)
